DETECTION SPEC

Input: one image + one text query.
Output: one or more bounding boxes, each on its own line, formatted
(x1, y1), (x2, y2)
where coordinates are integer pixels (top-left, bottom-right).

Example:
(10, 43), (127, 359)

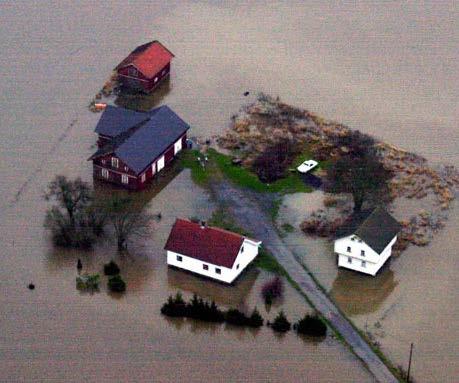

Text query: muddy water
(0, 1), (457, 382)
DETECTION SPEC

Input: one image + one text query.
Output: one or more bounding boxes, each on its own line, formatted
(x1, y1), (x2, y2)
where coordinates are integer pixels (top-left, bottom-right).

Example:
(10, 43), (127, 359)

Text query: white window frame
(151, 162), (156, 175)
(157, 156), (165, 172)
(111, 157), (119, 168)
(141, 173), (146, 183)
(154, 77), (158, 83)
(101, 169), (109, 179)
(174, 138), (182, 155)
(121, 174), (129, 184)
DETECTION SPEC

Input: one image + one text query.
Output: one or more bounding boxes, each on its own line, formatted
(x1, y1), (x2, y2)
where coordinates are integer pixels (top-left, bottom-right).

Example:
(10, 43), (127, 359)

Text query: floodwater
(0, 1), (457, 382)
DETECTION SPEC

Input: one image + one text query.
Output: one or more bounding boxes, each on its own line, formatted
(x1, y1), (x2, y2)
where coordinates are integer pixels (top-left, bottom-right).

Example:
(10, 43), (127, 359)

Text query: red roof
(164, 219), (249, 268)
(116, 40), (174, 79)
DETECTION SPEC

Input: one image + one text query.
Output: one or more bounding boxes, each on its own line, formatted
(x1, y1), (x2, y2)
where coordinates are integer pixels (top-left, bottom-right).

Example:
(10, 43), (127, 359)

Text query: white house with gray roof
(334, 207), (402, 276)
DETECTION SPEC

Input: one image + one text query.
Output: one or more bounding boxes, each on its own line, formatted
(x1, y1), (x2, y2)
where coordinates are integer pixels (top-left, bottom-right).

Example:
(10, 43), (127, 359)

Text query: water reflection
(115, 77), (172, 112)
(166, 267), (259, 308)
(330, 266), (397, 317)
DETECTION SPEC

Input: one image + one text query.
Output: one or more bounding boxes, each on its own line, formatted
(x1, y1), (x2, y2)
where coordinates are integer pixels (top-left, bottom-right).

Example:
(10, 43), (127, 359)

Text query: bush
(248, 307), (264, 328)
(225, 308), (248, 326)
(76, 273), (100, 291)
(161, 292), (187, 317)
(294, 314), (327, 337)
(108, 275), (126, 293)
(186, 294), (225, 323)
(104, 260), (120, 276)
(261, 277), (284, 305)
(252, 138), (301, 183)
(270, 311), (291, 333)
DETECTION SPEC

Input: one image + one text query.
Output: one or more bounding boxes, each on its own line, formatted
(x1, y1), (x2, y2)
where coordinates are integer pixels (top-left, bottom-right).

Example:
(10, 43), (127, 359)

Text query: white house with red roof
(164, 218), (262, 284)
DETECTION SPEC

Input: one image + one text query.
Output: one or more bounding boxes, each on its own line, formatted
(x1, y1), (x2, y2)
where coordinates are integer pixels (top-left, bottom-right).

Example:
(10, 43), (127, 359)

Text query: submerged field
(0, 2), (457, 382)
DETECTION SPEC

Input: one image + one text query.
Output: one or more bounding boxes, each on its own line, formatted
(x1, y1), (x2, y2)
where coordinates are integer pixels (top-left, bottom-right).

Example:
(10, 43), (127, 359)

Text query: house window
(151, 163), (156, 174)
(347, 246), (351, 253)
(236, 264), (240, 270)
(121, 174), (129, 184)
(101, 159), (106, 165)
(101, 169), (109, 179)
(128, 67), (137, 77)
(111, 157), (119, 168)
(154, 77), (158, 83)
(361, 250), (365, 257)
(174, 138), (182, 155)
(215, 268), (221, 274)
(176, 255), (183, 262)
(124, 166), (128, 171)
(141, 173), (146, 183)
(241, 246), (244, 253)
(203, 264), (209, 271)
(361, 260), (366, 268)
(347, 257), (352, 264)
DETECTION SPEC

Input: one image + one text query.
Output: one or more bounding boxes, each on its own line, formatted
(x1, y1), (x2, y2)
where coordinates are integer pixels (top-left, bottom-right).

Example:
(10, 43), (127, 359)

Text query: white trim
(121, 174), (129, 184)
(94, 165), (136, 178)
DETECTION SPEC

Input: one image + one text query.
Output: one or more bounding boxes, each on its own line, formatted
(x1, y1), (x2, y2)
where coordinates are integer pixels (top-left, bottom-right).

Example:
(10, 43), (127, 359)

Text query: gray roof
(335, 206), (402, 254)
(90, 105), (190, 175)
(94, 105), (159, 137)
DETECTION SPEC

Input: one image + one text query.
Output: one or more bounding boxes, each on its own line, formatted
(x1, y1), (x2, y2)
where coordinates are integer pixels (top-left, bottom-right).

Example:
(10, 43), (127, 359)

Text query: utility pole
(407, 342), (414, 382)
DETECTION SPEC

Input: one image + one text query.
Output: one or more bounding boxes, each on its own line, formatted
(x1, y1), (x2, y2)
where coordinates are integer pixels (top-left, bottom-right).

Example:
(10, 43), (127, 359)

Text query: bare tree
(105, 196), (153, 251)
(44, 175), (92, 227)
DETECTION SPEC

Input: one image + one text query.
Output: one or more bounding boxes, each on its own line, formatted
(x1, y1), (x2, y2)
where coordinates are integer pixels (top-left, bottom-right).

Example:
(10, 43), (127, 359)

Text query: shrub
(76, 273), (100, 291)
(186, 294), (225, 323)
(294, 314), (327, 337)
(108, 275), (126, 293)
(161, 292), (187, 317)
(261, 277), (284, 305)
(104, 260), (120, 276)
(226, 309), (249, 326)
(248, 307), (264, 328)
(270, 311), (291, 333)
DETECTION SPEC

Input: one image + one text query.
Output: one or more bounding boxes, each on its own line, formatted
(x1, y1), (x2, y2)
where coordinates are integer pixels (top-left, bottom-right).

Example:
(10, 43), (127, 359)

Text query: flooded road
(0, 1), (457, 382)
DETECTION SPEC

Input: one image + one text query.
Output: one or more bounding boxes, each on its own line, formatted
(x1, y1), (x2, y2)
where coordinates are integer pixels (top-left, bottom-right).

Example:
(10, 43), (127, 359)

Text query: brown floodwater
(0, 1), (457, 382)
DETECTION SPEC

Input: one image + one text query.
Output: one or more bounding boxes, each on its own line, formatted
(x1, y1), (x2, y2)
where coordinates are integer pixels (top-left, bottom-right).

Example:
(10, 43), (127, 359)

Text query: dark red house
(116, 40), (174, 93)
(89, 105), (190, 190)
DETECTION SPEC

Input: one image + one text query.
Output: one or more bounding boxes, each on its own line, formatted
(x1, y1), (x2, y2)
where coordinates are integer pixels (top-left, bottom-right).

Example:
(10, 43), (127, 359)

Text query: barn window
(176, 255), (183, 262)
(174, 138), (182, 155)
(215, 268), (221, 274)
(128, 67), (137, 77)
(121, 174), (129, 184)
(241, 246), (244, 253)
(361, 260), (366, 268)
(347, 257), (352, 264)
(361, 250), (365, 257)
(203, 264), (209, 270)
(101, 169), (109, 179)
(347, 246), (351, 253)
(141, 173), (146, 183)
(236, 264), (240, 270)
(151, 163), (156, 174)
(111, 157), (119, 168)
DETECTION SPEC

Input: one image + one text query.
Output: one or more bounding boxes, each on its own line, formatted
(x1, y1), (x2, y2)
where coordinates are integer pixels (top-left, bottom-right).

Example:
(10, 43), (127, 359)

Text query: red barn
(116, 40), (174, 93)
(89, 105), (190, 190)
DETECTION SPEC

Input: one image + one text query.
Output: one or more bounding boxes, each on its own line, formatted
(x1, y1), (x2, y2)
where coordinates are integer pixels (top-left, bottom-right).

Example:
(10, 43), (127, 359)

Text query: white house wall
(335, 235), (397, 276)
(166, 239), (260, 284)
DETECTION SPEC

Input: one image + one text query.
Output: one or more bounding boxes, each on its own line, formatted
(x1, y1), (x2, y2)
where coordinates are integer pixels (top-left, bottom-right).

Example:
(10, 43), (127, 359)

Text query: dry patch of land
(218, 94), (459, 255)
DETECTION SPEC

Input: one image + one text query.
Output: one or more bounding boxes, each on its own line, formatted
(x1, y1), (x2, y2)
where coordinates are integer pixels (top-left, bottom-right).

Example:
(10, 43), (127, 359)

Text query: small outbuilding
(164, 219), (262, 284)
(116, 40), (174, 93)
(334, 207), (402, 276)
(89, 105), (190, 190)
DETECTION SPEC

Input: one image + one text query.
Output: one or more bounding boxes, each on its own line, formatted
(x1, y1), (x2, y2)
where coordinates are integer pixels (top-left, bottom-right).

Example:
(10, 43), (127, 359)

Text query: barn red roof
(116, 40), (174, 79)
(164, 219), (249, 268)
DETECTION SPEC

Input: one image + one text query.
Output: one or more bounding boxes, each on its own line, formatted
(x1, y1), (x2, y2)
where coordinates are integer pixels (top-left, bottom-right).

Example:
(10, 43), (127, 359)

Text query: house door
(157, 156), (165, 172)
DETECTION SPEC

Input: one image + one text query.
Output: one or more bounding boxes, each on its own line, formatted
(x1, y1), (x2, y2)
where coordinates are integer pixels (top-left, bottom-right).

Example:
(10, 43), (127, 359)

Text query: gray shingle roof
(94, 105), (159, 137)
(90, 105), (190, 175)
(335, 206), (402, 254)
